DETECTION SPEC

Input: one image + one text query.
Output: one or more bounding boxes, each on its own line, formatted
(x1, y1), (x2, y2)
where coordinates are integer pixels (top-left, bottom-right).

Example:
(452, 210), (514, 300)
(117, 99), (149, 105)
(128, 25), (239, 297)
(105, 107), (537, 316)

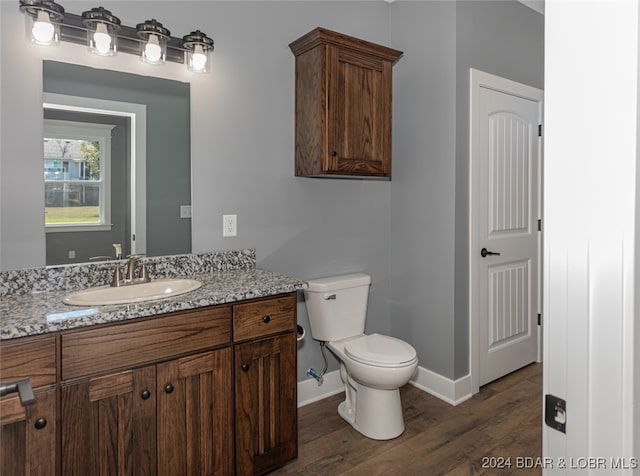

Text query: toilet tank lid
(305, 273), (371, 292)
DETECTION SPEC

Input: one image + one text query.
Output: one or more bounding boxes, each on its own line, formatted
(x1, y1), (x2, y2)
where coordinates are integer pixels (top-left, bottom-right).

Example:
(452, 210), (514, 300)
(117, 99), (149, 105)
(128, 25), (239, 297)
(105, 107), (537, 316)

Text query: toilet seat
(344, 333), (417, 368)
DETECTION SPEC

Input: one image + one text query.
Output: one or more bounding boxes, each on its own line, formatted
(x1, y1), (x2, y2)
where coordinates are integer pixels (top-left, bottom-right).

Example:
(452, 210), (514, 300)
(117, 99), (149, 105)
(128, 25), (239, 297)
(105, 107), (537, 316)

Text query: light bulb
(144, 34), (162, 63)
(191, 44), (207, 71)
(93, 23), (112, 55)
(32, 10), (54, 44)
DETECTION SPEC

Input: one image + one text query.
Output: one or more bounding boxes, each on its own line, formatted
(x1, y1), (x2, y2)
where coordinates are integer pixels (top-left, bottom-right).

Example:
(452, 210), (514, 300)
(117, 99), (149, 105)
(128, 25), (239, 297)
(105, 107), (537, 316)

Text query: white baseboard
(409, 366), (472, 406)
(297, 366), (472, 407)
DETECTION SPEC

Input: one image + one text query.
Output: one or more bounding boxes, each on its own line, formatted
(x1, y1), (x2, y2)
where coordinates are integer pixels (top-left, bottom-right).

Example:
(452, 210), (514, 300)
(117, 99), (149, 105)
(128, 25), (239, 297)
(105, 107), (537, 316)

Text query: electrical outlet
(223, 214), (237, 237)
(68, 250), (76, 259)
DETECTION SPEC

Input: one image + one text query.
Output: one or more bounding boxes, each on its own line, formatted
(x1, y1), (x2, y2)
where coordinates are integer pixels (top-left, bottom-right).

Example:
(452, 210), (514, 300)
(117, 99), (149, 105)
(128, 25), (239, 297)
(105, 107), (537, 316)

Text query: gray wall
(388, 1), (458, 379)
(0, 1), (543, 384)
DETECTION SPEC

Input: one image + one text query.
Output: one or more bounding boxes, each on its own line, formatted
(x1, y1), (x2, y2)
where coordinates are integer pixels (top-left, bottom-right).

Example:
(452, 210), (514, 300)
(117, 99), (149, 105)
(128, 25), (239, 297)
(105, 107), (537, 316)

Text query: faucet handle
(101, 263), (124, 287)
(137, 260), (158, 282)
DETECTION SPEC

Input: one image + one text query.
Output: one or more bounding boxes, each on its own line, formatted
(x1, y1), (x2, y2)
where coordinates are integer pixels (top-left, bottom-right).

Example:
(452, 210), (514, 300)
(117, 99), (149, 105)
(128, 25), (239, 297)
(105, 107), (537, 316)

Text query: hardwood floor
(271, 363), (542, 476)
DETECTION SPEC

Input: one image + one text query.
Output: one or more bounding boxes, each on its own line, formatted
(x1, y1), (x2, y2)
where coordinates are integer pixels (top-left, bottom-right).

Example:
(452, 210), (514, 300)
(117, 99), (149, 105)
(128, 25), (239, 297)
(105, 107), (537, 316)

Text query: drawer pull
(141, 390), (151, 400)
(34, 418), (47, 430)
(164, 384), (174, 394)
(262, 315), (271, 323)
(241, 363), (250, 372)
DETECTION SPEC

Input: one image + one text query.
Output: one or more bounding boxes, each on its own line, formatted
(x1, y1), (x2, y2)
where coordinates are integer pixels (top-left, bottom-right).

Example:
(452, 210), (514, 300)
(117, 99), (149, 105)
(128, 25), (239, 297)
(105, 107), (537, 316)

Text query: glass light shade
(27, 10), (60, 45)
(92, 23), (113, 55)
(82, 7), (120, 57)
(191, 45), (207, 71)
(141, 34), (166, 65)
(186, 44), (212, 73)
(183, 30), (214, 74)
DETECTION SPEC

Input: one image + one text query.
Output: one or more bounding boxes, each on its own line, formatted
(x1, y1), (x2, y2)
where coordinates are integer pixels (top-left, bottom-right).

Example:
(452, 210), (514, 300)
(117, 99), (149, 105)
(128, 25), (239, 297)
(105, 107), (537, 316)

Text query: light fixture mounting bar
(57, 11), (185, 63)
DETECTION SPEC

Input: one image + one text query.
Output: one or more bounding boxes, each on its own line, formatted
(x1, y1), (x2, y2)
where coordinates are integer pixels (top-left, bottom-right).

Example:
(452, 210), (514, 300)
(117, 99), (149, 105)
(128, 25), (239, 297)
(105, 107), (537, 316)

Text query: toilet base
(337, 371), (405, 440)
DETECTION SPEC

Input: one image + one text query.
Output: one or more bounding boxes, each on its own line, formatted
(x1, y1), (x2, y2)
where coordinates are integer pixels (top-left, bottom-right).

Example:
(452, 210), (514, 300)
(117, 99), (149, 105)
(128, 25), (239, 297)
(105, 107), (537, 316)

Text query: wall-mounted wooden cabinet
(290, 27), (403, 179)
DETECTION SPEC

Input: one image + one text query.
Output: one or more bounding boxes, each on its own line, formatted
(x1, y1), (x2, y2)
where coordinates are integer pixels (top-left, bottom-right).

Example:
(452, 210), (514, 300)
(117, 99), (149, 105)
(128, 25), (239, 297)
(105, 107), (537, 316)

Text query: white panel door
(471, 70), (543, 388)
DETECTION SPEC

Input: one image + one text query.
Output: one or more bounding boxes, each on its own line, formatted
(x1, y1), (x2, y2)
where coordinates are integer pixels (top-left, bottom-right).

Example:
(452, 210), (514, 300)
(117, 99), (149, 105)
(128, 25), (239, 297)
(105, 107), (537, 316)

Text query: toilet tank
(303, 273), (371, 342)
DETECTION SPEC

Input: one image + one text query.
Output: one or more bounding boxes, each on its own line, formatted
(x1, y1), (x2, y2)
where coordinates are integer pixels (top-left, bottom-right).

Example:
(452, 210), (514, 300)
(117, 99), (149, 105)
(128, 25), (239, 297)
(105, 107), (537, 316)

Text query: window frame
(44, 119), (115, 233)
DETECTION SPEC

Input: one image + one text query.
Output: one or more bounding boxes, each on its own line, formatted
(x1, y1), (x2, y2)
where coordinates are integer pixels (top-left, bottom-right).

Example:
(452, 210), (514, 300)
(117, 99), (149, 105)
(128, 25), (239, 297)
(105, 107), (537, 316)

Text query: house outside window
(44, 120), (115, 232)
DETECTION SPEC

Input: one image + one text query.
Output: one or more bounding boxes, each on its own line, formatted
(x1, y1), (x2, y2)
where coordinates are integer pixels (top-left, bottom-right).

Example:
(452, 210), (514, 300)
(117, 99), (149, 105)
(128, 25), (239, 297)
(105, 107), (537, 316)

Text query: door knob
(480, 248), (501, 258)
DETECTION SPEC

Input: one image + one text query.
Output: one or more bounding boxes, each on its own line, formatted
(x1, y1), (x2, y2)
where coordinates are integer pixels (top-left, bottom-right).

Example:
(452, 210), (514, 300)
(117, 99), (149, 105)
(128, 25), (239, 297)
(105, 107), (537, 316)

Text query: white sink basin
(63, 278), (202, 306)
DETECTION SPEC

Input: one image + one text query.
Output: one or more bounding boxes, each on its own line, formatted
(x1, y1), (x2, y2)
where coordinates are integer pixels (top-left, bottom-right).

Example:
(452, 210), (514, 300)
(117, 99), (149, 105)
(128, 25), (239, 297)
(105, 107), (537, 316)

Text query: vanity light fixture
(182, 30), (214, 73)
(82, 6), (120, 56)
(17, 1), (214, 73)
(136, 19), (170, 65)
(19, 0), (64, 46)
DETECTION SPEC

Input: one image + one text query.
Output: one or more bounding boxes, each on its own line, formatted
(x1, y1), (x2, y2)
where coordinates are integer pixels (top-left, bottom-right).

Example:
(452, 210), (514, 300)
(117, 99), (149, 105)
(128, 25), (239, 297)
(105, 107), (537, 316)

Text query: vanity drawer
(61, 306), (232, 380)
(233, 294), (296, 342)
(0, 335), (57, 388)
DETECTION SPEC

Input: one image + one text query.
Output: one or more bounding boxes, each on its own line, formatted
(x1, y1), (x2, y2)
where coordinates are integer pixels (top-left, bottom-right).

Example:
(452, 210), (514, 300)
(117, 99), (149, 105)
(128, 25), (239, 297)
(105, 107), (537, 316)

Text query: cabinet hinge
(538, 219), (542, 231)
(538, 313), (542, 326)
(538, 124), (543, 137)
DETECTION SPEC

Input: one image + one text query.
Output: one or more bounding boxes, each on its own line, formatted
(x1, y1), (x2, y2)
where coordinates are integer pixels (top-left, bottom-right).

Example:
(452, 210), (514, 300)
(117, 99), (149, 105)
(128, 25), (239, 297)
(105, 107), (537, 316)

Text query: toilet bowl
(303, 273), (419, 440)
(328, 334), (418, 440)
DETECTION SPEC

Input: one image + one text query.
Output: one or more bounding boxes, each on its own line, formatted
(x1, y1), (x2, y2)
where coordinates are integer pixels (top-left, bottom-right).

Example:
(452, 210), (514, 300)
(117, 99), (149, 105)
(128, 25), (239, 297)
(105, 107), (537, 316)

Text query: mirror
(43, 60), (192, 265)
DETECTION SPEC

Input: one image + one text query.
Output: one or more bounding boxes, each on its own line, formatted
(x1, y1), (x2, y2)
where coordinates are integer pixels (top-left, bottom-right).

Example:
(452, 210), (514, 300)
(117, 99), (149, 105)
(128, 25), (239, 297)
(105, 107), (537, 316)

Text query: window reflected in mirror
(44, 120), (114, 231)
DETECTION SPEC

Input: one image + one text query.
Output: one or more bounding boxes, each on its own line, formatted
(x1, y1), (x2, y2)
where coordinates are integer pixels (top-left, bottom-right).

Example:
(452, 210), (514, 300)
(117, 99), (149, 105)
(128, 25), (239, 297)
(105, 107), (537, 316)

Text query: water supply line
(306, 341), (328, 384)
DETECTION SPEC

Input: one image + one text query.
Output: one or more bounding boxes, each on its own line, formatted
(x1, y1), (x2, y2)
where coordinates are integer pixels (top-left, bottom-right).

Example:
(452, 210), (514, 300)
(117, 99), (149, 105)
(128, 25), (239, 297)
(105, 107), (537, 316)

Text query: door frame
(468, 68), (544, 394)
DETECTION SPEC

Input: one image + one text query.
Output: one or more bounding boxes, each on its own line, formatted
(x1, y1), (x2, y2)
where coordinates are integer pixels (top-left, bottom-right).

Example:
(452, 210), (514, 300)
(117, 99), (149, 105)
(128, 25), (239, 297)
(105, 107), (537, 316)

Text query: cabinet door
(327, 46), (392, 177)
(0, 388), (56, 476)
(157, 348), (233, 476)
(61, 366), (157, 476)
(235, 333), (297, 476)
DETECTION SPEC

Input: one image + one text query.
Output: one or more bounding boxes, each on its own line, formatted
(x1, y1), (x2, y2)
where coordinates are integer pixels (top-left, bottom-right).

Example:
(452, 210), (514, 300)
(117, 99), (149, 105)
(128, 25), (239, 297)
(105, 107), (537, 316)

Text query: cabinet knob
(141, 390), (151, 400)
(241, 363), (250, 372)
(331, 150), (337, 157)
(262, 315), (271, 323)
(34, 418), (47, 430)
(164, 384), (174, 394)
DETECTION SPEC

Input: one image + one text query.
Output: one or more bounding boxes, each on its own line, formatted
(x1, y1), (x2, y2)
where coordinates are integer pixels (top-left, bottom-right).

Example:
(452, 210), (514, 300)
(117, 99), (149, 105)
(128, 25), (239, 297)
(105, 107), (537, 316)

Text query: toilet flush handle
(324, 294), (336, 300)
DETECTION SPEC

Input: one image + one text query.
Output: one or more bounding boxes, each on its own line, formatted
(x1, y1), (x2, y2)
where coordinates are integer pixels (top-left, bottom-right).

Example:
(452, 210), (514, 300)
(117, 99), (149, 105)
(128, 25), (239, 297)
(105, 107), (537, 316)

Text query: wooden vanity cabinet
(0, 335), (57, 476)
(0, 292), (299, 475)
(60, 306), (234, 476)
(289, 27), (403, 179)
(233, 294), (298, 476)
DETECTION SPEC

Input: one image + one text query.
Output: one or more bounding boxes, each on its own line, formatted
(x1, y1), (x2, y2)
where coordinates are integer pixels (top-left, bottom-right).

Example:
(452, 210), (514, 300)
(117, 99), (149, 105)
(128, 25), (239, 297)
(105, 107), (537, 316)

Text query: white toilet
(304, 273), (418, 440)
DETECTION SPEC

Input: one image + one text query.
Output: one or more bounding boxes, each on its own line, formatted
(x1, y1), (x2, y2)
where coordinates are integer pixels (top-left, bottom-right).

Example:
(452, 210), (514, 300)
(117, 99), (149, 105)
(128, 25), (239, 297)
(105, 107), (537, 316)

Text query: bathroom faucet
(103, 254), (151, 287)
(125, 254), (144, 281)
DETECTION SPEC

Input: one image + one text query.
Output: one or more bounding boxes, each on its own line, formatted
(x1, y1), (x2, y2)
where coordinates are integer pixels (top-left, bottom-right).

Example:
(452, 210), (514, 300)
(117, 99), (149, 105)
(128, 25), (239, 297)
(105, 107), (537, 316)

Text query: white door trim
(469, 68), (543, 394)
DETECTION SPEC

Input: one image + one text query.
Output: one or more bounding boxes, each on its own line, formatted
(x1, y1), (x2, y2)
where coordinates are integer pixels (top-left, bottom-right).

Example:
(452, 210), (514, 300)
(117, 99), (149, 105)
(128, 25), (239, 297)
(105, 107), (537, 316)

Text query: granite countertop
(0, 250), (305, 341)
